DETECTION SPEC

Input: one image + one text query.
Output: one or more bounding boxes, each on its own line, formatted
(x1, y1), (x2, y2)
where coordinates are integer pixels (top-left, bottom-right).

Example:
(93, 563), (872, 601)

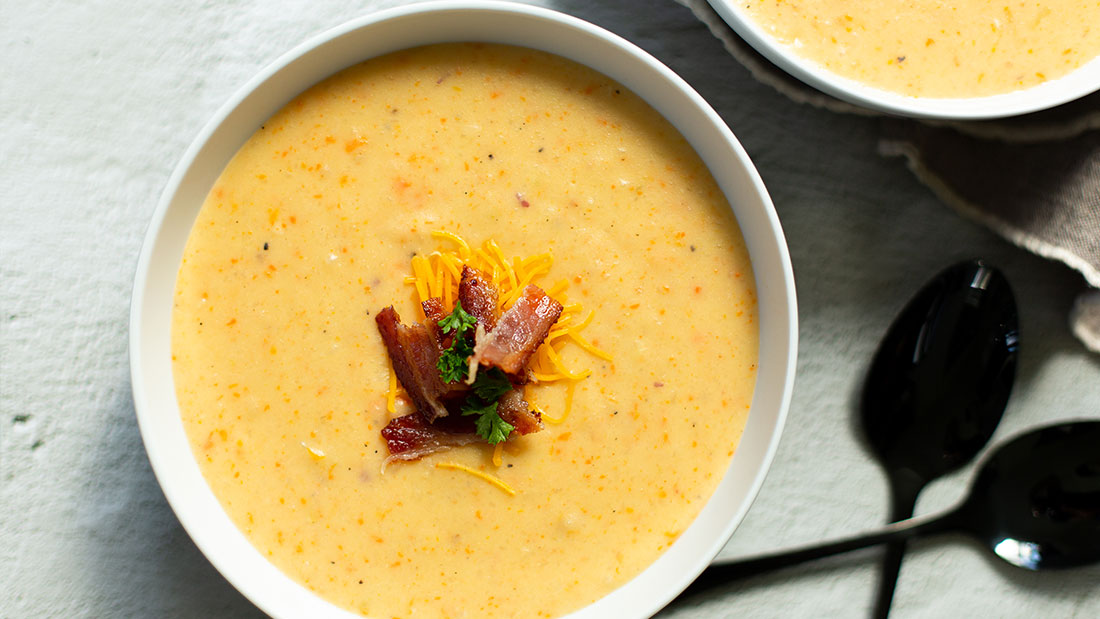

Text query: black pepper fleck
(263, 242), (269, 250)
(690, 245), (696, 252)
(538, 147), (544, 153)
(488, 154), (493, 159)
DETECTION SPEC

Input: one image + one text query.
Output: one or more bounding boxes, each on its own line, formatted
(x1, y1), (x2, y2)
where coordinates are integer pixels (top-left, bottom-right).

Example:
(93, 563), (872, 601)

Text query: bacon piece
(381, 413), (480, 465)
(375, 306), (462, 422)
(497, 388), (542, 435)
(377, 278), (552, 463)
(421, 297), (449, 348)
(459, 266), (499, 332)
(472, 285), (563, 376)
(380, 389), (541, 464)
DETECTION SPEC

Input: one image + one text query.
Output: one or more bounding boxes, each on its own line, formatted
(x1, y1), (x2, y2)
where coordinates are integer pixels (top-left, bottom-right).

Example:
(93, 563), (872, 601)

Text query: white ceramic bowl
(129, 2), (797, 617)
(707, 0), (1100, 119)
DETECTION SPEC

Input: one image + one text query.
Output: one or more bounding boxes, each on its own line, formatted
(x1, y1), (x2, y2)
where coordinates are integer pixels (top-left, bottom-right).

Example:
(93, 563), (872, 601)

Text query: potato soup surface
(743, 0), (1100, 97)
(172, 43), (758, 618)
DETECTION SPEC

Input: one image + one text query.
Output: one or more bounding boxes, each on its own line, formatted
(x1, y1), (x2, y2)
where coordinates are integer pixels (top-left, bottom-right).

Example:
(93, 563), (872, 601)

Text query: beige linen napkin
(681, 0), (1100, 352)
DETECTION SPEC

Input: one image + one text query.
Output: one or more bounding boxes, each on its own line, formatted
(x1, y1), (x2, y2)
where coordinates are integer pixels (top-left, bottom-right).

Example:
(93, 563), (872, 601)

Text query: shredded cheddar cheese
(532, 403), (563, 425)
(392, 231), (612, 427)
(435, 461), (516, 496)
(384, 232), (613, 494)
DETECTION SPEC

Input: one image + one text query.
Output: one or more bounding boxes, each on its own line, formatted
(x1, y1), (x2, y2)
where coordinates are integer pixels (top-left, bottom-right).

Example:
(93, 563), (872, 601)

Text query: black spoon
(678, 421), (1100, 601)
(862, 260), (1018, 616)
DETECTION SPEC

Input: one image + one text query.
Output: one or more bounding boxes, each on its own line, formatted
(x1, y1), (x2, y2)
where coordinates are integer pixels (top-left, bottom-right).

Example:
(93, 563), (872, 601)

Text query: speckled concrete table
(3, 1), (1098, 617)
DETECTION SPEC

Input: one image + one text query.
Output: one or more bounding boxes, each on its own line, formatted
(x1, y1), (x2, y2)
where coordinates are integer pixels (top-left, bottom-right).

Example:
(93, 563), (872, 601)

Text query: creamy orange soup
(743, 0), (1100, 97)
(172, 43), (757, 618)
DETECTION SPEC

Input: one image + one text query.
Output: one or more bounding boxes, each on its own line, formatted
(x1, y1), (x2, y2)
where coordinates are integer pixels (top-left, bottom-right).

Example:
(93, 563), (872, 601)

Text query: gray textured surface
(2, 1), (1098, 618)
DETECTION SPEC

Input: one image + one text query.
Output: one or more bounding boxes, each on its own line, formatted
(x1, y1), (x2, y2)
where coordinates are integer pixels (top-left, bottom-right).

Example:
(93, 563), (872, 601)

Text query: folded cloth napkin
(680, 0), (1100, 352)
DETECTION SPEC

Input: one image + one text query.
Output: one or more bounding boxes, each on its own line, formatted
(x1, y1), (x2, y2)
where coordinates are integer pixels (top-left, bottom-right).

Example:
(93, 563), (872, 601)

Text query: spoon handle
(683, 510), (961, 600)
(873, 473), (926, 618)
(873, 530), (910, 619)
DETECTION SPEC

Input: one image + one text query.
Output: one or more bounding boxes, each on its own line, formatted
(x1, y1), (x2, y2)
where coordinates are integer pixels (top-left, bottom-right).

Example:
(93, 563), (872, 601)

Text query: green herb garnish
(437, 346), (472, 384)
(462, 399), (515, 445)
(436, 302), (477, 383)
(438, 301), (476, 336)
(471, 368), (512, 401)
(462, 369), (516, 444)
(436, 304), (515, 444)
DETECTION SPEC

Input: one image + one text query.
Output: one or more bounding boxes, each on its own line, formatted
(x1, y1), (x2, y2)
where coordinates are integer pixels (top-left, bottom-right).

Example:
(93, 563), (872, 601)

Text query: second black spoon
(862, 259), (1019, 616)
(678, 421), (1100, 600)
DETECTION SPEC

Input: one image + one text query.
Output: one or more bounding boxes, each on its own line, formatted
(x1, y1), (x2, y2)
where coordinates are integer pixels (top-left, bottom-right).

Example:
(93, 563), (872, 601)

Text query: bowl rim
(129, 1), (798, 617)
(705, 0), (1100, 119)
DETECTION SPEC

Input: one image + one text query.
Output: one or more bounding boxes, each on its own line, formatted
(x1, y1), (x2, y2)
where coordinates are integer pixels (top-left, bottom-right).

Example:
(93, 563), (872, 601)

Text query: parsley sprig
(436, 302), (477, 383)
(462, 400), (513, 444)
(462, 369), (515, 444)
(471, 368), (512, 401)
(438, 300), (477, 336)
(435, 304), (515, 444)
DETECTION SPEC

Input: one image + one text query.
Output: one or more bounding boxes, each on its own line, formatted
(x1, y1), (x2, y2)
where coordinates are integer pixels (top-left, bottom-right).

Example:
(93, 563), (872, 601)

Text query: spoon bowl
(957, 421), (1100, 570)
(863, 259), (1018, 484)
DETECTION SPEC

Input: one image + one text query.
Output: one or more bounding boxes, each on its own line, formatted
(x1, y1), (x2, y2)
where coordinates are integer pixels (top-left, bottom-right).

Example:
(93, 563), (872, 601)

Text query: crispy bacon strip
(380, 389), (541, 464)
(381, 413), (480, 465)
(421, 297), (449, 348)
(472, 285), (563, 376)
(498, 388), (542, 435)
(458, 266), (498, 332)
(378, 276), (554, 463)
(375, 306), (458, 422)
